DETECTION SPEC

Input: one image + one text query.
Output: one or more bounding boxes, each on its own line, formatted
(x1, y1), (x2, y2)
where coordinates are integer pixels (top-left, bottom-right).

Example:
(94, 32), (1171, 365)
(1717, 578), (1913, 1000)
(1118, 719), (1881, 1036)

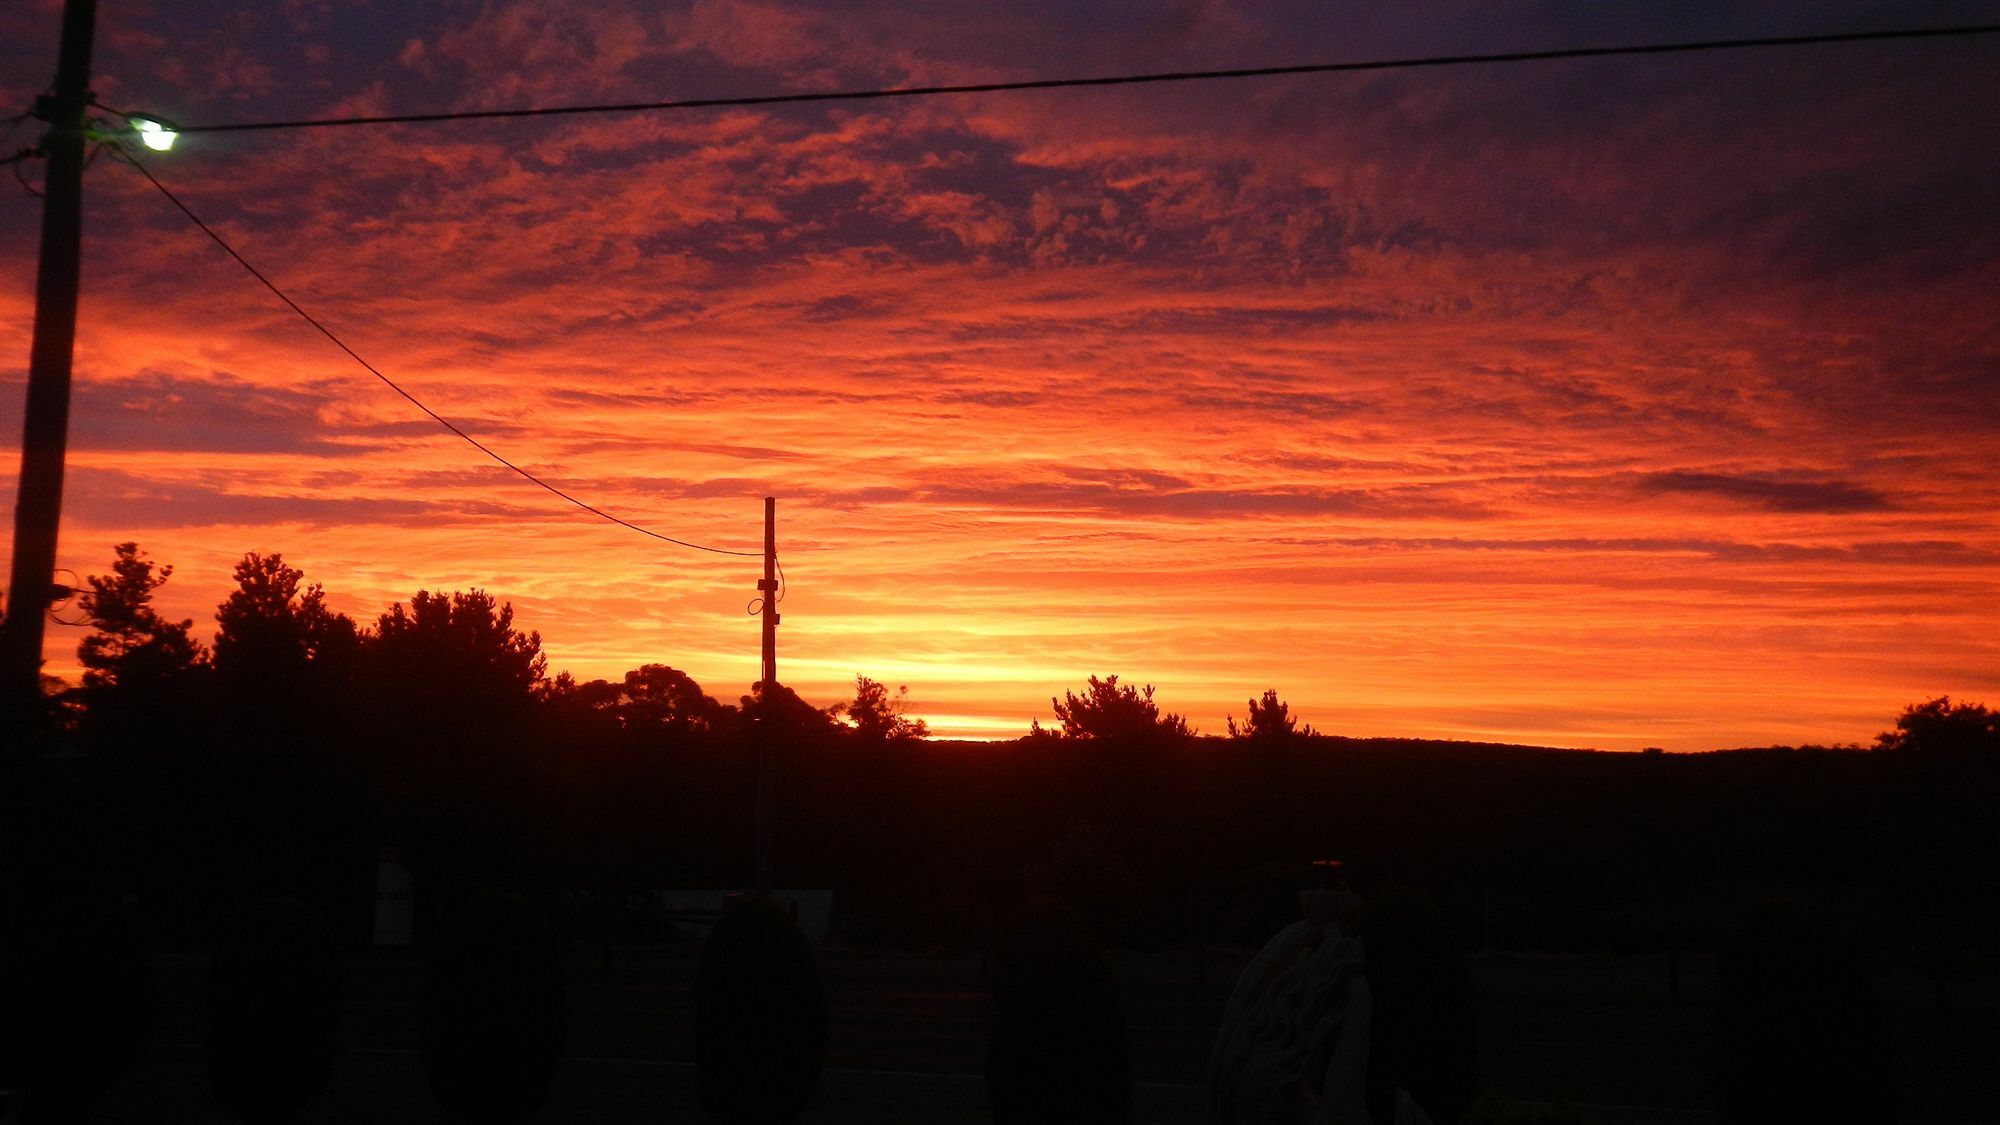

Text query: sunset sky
(3, 1), (1997, 748)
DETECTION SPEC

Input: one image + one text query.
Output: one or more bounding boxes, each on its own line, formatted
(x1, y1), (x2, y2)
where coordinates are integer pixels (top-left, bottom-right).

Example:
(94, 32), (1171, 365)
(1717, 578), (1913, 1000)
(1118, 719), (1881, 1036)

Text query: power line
(173, 25), (2000, 135)
(114, 150), (764, 559)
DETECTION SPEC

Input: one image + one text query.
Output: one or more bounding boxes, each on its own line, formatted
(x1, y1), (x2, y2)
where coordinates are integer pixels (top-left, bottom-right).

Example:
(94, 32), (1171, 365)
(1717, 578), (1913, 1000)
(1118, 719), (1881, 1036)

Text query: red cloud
(2, 4), (1995, 748)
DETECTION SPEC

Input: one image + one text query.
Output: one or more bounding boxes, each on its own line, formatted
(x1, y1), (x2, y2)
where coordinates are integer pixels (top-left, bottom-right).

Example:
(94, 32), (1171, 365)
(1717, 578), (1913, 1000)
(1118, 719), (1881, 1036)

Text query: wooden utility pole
(2, 0), (96, 728)
(754, 496), (778, 895)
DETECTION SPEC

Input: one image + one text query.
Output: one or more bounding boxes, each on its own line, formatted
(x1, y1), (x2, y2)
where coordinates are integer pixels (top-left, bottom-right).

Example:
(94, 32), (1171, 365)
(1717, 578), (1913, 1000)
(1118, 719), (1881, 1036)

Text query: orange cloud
(3, 3), (1997, 749)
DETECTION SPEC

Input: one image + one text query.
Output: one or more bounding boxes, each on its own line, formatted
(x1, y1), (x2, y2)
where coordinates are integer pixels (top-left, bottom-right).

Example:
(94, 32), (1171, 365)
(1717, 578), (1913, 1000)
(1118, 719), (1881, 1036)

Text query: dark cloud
(542, 386), (722, 409)
(932, 388), (1046, 408)
(62, 467), (529, 529)
(66, 372), (363, 456)
(59, 369), (543, 459)
(4, 0), (1993, 750)
(1637, 470), (1892, 513)
(554, 438), (807, 462)
(914, 467), (1492, 520)
(1177, 387), (1368, 420)
(1308, 535), (1992, 567)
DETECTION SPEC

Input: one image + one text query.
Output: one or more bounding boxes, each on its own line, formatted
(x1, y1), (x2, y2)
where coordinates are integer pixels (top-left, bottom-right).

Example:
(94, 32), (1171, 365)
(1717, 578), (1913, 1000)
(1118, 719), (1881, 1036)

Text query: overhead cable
(173, 25), (2000, 135)
(115, 150), (764, 559)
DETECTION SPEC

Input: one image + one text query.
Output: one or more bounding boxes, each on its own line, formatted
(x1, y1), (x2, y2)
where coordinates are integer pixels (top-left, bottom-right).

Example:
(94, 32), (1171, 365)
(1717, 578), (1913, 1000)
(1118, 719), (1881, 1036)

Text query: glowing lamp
(126, 114), (178, 151)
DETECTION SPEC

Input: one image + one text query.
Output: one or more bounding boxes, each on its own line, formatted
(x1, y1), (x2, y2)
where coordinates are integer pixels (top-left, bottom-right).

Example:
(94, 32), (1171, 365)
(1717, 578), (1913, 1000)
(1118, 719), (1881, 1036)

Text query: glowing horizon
(4, 2), (1997, 751)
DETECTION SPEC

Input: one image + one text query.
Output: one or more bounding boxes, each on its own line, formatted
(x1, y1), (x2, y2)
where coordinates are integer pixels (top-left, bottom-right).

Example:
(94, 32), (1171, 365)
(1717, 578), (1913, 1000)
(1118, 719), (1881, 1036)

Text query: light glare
(129, 116), (177, 151)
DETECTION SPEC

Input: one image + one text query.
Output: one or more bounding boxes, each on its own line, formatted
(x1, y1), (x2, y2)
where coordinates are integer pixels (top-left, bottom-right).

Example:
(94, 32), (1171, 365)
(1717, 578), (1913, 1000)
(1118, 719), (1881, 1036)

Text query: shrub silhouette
(1713, 903), (1896, 1125)
(986, 900), (1130, 1125)
(421, 893), (567, 1124)
(1046, 675), (1191, 742)
(0, 897), (151, 1124)
(696, 897), (826, 1125)
(208, 898), (343, 1124)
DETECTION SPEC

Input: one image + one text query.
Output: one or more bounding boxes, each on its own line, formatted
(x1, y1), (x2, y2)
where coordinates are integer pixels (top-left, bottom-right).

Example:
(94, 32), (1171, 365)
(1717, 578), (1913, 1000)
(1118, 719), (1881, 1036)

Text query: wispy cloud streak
(2, 1), (1996, 747)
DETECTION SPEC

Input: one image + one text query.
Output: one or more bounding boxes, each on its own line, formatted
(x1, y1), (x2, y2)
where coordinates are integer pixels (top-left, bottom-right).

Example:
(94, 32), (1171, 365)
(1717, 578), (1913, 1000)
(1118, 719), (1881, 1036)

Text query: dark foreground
(85, 945), (1999, 1125)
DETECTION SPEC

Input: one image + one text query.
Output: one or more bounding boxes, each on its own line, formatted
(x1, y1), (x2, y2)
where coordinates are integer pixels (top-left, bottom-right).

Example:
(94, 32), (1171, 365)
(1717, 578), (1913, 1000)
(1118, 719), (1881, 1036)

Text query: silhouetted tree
(202, 557), (367, 930)
(1867, 696), (2000, 999)
(1874, 696), (1997, 756)
(365, 589), (545, 721)
(355, 591), (550, 901)
(213, 552), (358, 706)
(839, 675), (929, 743)
(1048, 675), (1191, 742)
(71, 543), (209, 753)
(618, 663), (728, 740)
(536, 672), (623, 737)
(1226, 690), (1316, 743)
(740, 681), (837, 743)
(76, 542), (207, 699)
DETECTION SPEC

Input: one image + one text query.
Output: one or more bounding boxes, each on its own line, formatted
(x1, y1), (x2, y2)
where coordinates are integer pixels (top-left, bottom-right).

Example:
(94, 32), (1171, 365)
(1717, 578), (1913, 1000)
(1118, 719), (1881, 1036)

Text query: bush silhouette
(0, 897), (151, 1124)
(421, 893), (567, 1124)
(208, 898), (343, 1124)
(696, 897), (826, 1125)
(986, 900), (1130, 1125)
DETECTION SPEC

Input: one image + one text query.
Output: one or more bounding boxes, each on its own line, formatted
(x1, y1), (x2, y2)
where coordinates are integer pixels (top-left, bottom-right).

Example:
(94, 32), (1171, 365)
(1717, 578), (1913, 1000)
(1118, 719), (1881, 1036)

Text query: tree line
(6, 543), (1996, 964)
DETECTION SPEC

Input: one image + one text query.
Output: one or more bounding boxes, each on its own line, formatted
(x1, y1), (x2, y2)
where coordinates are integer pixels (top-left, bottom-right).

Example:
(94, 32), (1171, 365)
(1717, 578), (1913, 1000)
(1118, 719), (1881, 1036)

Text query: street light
(124, 113), (177, 151)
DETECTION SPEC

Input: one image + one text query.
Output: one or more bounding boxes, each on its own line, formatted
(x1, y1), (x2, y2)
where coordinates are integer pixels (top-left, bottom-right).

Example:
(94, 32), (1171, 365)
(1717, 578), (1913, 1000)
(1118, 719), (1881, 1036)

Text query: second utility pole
(755, 496), (778, 896)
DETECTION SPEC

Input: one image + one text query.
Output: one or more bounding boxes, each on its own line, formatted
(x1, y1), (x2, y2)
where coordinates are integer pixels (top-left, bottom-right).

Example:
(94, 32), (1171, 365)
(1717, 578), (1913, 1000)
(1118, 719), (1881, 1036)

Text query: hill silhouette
(5, 543), (1991, 975)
